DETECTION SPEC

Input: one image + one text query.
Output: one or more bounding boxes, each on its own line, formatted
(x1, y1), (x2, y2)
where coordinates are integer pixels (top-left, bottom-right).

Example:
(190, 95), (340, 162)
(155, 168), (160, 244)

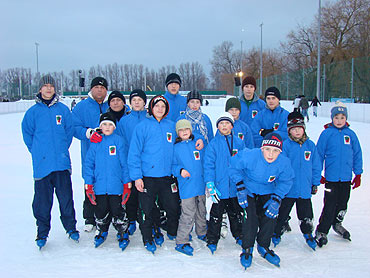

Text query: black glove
(311, 185), (318, 195)
(260, 128), (274, 137)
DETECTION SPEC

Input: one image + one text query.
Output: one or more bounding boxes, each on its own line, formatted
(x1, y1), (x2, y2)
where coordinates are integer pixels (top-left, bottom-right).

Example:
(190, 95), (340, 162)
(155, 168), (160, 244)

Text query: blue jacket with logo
(251, 105), (289, 147)
(72, 93), (109, 173)
(22, 95), (74, 179)
(204, 132), (245, 199)
(316, 123), (363, 182)
(282, 138), (322, 199)
(163, 91), (187, 122)
(216, 119), (254, 149)
(176, 112), (214, 145)
(239, 94), (266, 126)
(172, 138), (205, 199)
(128, 116), (176, 181)
(83, 133), (130, 195)
(229, 148), (294, 199)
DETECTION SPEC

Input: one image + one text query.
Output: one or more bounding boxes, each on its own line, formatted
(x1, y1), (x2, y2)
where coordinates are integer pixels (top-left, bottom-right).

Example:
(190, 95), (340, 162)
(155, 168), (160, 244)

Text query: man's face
(188, 99), (201, 111)
(100, 122), (115, 136)
(228, 108), (240, 120)
(333, 114), (346, 128)
(131, 96), (145, 111)
(91, 85), (107, 103)
(109, 97), (124, 112)
(266, 96), (280, 110)
(218, 120), (233, 135)
(40, 84), (55, 100)
(243, 84), (255, 100)
(289, 127), (305, 139)
(167, 82), (180, 95)
(152, 101), (166, 120)
(261, 146), (281, 163)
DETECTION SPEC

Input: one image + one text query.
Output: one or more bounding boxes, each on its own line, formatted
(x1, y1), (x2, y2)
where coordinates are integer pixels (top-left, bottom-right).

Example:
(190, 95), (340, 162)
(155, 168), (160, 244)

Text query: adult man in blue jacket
(163, 73), (187, 122)
(72, 77), (109, 232)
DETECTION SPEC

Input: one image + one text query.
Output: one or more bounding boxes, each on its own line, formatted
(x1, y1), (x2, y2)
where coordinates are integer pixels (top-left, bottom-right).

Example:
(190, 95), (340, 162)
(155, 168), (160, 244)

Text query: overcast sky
(0, 0), (327, 76)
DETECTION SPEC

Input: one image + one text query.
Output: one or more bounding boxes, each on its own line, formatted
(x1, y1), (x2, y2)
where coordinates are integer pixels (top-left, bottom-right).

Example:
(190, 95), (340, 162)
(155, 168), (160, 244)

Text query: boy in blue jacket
(251, 87), (289, 147)
(204, 112), (245, 254)
(315, 102), (363, 247)
(272, 112), (321, 250)
(163, 73), (187, 122)
(230, 132), (294, 268)
(83, 112), (131, 250)
(21, 75), (79, 249)
(172, 119), (207, 256)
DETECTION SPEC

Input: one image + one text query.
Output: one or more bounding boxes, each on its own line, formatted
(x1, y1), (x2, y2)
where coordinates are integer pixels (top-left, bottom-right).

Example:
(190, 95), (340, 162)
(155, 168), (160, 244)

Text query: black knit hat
(265, 86), (281, 100)
(261, 132), (283, 151)
(91, 77), (108, 90)
(148, 95), (169, 118)
(99, 112), (116, 128)
(242, 76), (257, 89)
(225, 97), (241, 112)
(130, 89), (147, 104)
(165, 73), (182, 87)
(108, 91), (126, 106)
(39, 74), (56, 90)
(187, 90), (203, 105)
(287, 111), (305, 132)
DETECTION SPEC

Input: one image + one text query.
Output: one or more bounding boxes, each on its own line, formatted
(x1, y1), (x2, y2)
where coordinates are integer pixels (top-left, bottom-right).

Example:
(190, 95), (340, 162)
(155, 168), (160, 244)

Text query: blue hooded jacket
(204, 132), (245, 199)
(163, 91), (187, 122)
(251, 105), (289, 147)
(172, 138), (205, 199)
(229, 148), (294, 199)
(83, 133), (130, 195)
(128, 116), (176, 181)
(239, 94), (265, 126)
(282, 137), (322, 199)
(22, 95), (74, 179)
(316, 123), (363, 182)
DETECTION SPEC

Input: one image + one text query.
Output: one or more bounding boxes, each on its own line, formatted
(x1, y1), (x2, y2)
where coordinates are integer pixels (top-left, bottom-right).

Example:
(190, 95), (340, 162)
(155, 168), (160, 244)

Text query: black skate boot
(315, 230), (328, 247)
(332, 223), (351, 241)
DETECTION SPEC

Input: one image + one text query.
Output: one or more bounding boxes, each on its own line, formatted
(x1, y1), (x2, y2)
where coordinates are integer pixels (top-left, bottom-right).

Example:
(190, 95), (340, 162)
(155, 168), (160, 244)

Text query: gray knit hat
(187, 90), (203, 105)
(39, 74), (56, 91)
(175, 119), (192, 135)
(225, 97), (241, 112)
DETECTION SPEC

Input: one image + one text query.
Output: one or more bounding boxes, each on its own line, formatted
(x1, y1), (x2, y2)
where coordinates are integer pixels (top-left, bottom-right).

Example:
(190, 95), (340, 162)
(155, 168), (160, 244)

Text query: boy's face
(167, 83), (180, 95)
(218, 120), (233, 135)
(152, 101), (166, 120)
(333, 114), (346, 128)
(40, 84), (55, 100)
(243, 84), (255, 100)
(188, 99), (201, 111)
(100, 122), (115, 136)
(228, 108), (240, 120)
(178, 128), (191, 140)
(289, 127), (305, 139)
(110, 97), (124, 112)
(261, 146), (281, 163)
(131, 96), (145, 111)
(266, 96), (279, 110)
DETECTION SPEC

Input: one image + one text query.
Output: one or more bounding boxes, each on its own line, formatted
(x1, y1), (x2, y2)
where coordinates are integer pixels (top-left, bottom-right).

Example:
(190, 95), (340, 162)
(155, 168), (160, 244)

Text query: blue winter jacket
(163, 91), (187, 122)
(229, 148), (294, 199)
(282, 138), (322, 199)
(128, 116), (176, 181)
(176, 112), (214, 145)
(251, 105), (289, 147)
(83, 133), (130, 195)
(22, 95), (74, 179)
(216, 120), (254, 149)
(316, 123), (363, 182)
(72, 93), (109, 173)
(239, 94), (266, 126)
(204, 132), (246, 199)
(172, 138), (205, 199)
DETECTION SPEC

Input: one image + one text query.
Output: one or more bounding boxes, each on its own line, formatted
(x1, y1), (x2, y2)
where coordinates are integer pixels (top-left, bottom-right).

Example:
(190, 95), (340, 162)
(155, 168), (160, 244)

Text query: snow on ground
(0, 98), (370, 277)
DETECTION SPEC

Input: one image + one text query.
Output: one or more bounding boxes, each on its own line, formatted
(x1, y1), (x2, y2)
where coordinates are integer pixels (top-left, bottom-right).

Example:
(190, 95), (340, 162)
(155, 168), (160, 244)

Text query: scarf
(289, 132), (308, 145)
(185, 106), (209, 143)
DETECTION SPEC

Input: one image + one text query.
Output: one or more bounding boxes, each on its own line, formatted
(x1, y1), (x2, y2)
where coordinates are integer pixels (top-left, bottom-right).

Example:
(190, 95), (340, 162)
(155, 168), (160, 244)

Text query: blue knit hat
(331, 102), (348, 120)
(261, 132), (283, 151)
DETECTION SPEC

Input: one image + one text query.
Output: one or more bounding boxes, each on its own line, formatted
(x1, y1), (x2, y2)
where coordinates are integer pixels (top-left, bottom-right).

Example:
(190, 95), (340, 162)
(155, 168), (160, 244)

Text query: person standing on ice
(21, 74), (79, 249)
(310, 95), (321, 117)
(72, 77), (109, 232)
(271, 112), (321, 251)
(229, 132), (294, 269)
(163, 73), (187, 122)
(315, 102), (363, 247)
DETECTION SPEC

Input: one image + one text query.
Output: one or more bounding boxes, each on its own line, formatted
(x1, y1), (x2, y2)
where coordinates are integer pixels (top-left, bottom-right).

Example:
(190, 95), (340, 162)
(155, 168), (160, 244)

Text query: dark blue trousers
(32, 170), (77, 238)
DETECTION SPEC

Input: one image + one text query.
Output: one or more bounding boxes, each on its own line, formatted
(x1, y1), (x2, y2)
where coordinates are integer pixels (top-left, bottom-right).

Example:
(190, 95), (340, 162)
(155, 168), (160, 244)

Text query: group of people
(22, 73), (362, 270)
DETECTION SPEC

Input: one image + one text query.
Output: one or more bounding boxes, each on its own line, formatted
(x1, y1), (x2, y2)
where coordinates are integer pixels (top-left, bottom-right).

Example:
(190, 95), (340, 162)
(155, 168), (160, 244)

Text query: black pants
(274, 197), (314, 236)
(83, 191), (95, 225)
(126, 182), (139, 222)
(95, 195), (128, 234)
(242, 194), (276, 249)
(32, 170), (77, 238)
(207, 197), (242, 245)
(138, 176), (180, 242)
(316, 182), (351, 234)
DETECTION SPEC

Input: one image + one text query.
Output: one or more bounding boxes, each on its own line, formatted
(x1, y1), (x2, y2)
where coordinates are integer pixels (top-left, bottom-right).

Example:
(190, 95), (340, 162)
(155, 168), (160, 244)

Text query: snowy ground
(1, 99), (370, 277)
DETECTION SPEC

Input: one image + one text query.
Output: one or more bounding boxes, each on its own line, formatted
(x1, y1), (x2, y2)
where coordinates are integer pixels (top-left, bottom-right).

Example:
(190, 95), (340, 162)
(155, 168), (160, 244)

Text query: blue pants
(32, 170), (77, 238)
